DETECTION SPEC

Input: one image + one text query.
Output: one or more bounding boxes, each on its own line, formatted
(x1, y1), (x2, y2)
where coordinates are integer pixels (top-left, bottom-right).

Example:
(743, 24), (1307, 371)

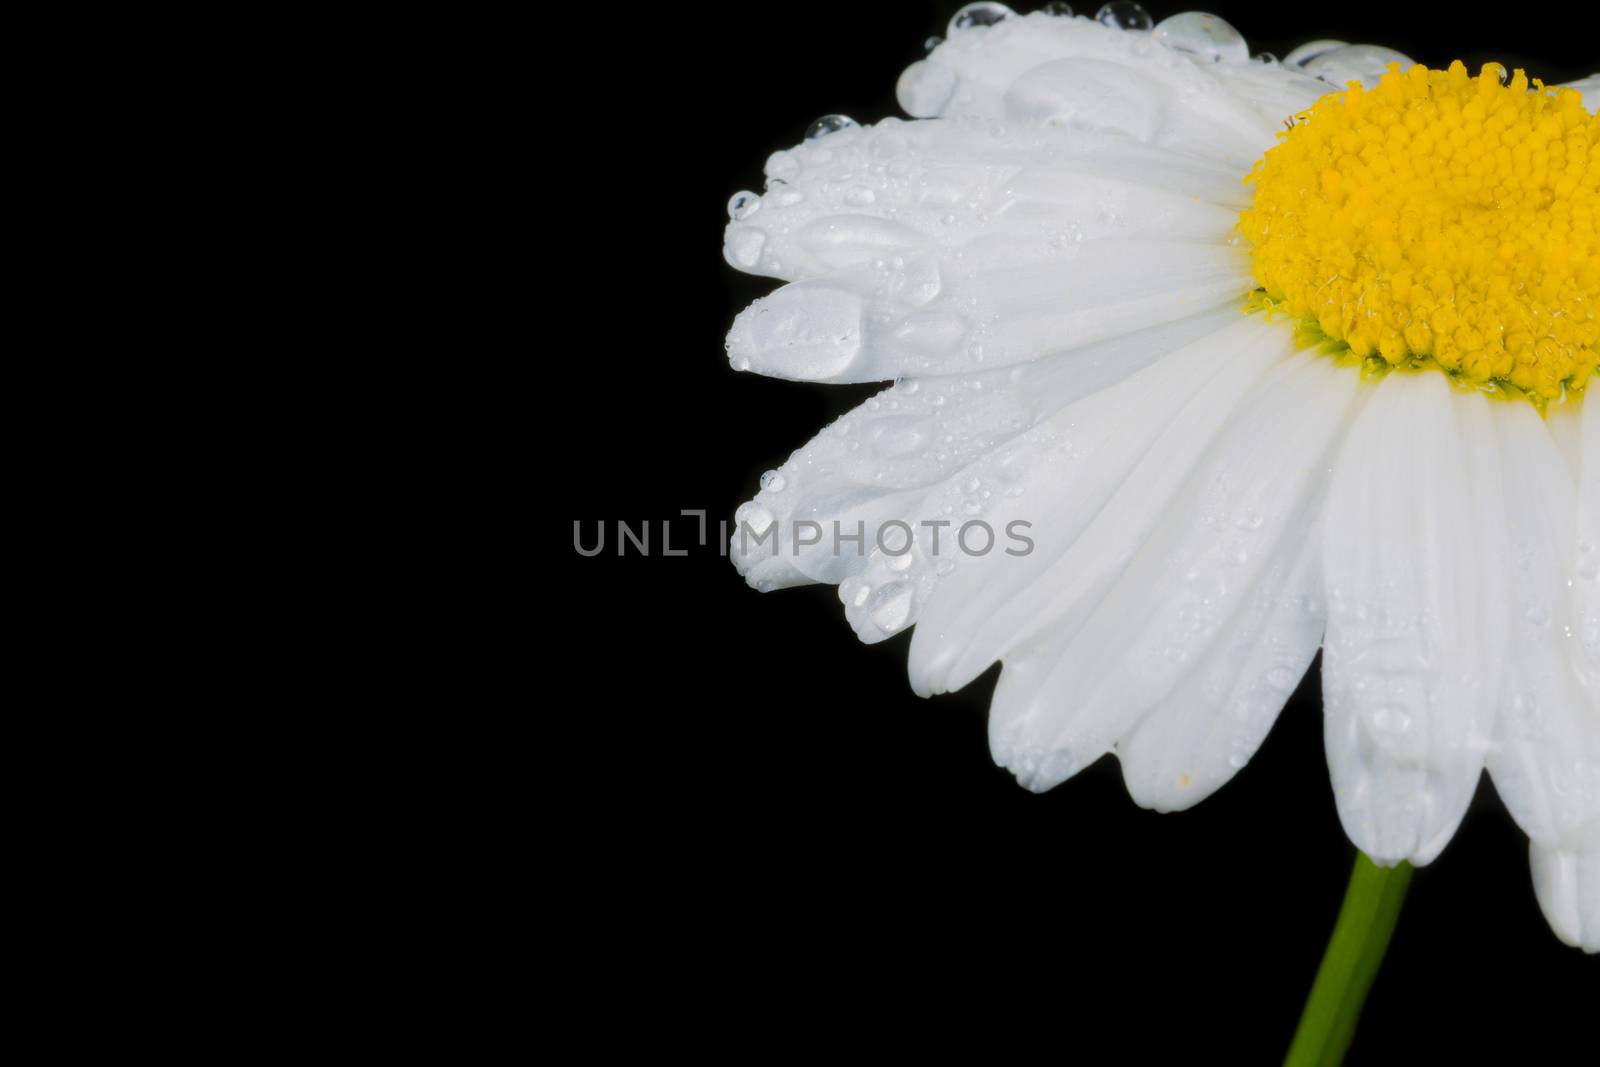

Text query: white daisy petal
(1487, 401), (1600, 850)
(727, 237), (1250, 383)
(1563, 74), (1599, 113)
(1531, 838), (1600, 953)
(725, 119), (1245, 283)
(1574, 385), (1600, 695)
(1120, 512), (1325, 812)
(920, 13), (1289, 163)
(730, 308), (1238, 591)
(984, 348), (1343, 793)
(1115, 354), (1360, 811)
(1546, 393), (1584, 481)
(1206, 58), (1335, 129)
(1321, 373), (1509, 866)
(913, 315), (1290, 708)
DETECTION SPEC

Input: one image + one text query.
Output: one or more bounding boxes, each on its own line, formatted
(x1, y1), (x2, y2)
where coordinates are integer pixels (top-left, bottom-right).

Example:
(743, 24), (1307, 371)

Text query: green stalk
(1283, 853), (1413, 1067)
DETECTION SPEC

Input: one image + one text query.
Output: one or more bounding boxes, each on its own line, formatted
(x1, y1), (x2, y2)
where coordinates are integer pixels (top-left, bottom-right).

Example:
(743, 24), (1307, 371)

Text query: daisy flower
(721, 0), (1600, 973)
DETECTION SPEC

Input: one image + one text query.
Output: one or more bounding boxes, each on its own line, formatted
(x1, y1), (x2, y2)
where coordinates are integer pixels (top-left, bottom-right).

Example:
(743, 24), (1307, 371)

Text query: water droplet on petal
(1303, 44), (1414, 89)
(924, 35), (942, 53)
(1094, 1), (1152, 31)
(727, 190), (760, 221)
(1042, 2), (1074, 15)
(759, 470), (787, 493)
(765, 150), (800, 182)
(949, 2), (1013, 33)
(1283, 39), (1348, 69)
(867, 582), (914, 632)
(735, 502), (776, 535)
(1152, 12), (1248, 64)
(896, 61), (958, 118)
(805, 114), (858, 140)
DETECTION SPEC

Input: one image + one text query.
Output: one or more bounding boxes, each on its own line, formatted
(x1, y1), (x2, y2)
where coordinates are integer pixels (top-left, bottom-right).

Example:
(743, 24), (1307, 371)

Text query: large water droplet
(1152, 12), (1248, 64)
(1094, 1), (1152, 31)
(1303, 45), (1414, 90)
(867, 582), (914, 632)
(949, 2), (1013, 33)
(896, 60), (958, 118)
(1283, 39), (1348, 69)
(734, 502), (776, 535)
(727, 190), (760, 221)
(1042, 2), (1074, 14)
(805, 114), (858, 140)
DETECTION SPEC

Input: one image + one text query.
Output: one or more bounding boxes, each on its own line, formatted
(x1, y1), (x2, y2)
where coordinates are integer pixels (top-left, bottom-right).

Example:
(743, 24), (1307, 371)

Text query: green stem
(1283, 853), (1413, 1067)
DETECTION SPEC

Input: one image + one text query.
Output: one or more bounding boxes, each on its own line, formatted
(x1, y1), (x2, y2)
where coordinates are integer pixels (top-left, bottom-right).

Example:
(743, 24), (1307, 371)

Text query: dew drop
(868, 582), (914, 632)
(1152, 12), (1248, 64)
(1094, 1), (1152, 31)
(949, 2), (1013, 33)
(896, 60), (958, 118)
(759, 470), (787, 493)
(1303, 45), (1414, 90)
(805, 114), (858, 141)
(734, 502), (776, 535)
(1042, 1), (1074, 14)
(727, 190), (760, 221)
(924, 35), (942, 53)
(1283, 39), (1347, 68)
(885, 548), (915, 572)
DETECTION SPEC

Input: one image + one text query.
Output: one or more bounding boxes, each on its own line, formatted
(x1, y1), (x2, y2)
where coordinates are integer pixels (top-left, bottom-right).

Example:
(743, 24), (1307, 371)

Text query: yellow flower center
(1240, 61), (1599, 401)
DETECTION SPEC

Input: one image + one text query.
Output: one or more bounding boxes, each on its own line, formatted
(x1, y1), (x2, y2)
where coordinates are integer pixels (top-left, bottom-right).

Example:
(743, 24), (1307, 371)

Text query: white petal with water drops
(1574, 386), (1600, 697)
(1116, 354), (1360, 810)
(1321, 374), (1508, 866)
(731, 309), (1238, 593)
(1532, 838), (1600, 953)
(1486, 401), (1600, 851)
(722, 118), (1249, 284)
(725, 236), (1249, 383)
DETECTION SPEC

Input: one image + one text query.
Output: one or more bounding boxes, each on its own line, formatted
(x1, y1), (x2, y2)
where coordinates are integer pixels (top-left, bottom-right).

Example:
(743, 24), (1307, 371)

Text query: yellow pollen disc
(1240, 61), (1599, 402)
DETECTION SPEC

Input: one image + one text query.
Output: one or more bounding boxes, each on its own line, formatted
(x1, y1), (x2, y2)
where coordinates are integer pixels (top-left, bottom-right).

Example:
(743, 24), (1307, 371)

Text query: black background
(554, 3), (1596, 1058)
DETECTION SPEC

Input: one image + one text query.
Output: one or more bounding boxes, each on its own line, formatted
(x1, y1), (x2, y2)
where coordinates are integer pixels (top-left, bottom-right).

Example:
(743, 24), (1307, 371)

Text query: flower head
(722, 4), (1599, 952)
